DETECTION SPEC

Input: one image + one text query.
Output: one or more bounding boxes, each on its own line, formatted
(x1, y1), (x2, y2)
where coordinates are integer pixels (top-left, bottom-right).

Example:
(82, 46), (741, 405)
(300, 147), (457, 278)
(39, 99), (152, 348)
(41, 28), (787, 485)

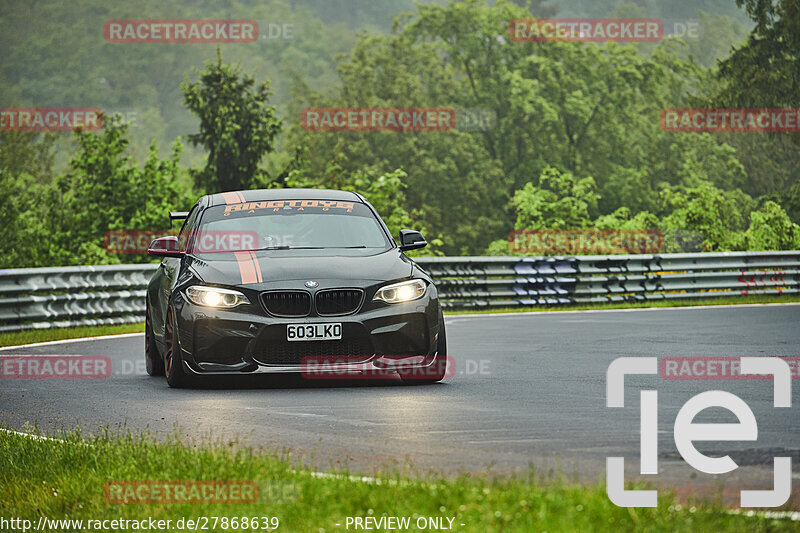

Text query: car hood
(187, 249), (414, 287)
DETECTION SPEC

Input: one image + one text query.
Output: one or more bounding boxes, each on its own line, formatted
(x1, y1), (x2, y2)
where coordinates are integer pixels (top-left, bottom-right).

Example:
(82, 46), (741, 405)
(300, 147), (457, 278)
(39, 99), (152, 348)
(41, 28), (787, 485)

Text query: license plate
(287, 323), (342, 341)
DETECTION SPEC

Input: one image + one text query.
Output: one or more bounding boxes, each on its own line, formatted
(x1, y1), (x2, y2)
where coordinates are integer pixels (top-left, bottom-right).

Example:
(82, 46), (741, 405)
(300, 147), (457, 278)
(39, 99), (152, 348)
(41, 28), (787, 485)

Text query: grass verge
(0, 429), (796, 532)
(0, 323), (144, 348)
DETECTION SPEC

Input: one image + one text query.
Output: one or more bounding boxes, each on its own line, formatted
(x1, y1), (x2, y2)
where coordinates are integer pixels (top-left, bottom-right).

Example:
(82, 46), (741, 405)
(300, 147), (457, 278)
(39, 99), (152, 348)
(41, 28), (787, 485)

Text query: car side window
(178, 206), (201, 252)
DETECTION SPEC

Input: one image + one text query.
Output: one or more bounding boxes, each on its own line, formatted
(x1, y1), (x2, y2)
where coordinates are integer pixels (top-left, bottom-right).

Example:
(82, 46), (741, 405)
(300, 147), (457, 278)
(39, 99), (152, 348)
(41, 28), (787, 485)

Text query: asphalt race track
(2, 304), (799, 495)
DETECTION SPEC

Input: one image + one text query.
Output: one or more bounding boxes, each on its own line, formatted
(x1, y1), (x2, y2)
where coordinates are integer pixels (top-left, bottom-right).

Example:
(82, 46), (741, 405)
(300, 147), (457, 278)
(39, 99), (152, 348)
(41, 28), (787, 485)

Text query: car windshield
(194, 200), (391, 253)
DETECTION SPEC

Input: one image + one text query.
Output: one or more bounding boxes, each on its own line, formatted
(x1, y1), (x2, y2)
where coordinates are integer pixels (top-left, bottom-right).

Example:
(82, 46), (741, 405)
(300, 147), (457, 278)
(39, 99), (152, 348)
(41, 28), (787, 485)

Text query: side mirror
(169, 211), (189, 229)
(399, 229), (427, 252)
(147, 236), (184, 258)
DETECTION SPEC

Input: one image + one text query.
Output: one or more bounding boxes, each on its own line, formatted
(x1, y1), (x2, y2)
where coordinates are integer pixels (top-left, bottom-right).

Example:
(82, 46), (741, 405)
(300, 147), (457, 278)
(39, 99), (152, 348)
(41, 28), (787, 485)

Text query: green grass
(0, 323), (144, 348)
(446, 295), (800, 315)
(0, 429), (795, 532)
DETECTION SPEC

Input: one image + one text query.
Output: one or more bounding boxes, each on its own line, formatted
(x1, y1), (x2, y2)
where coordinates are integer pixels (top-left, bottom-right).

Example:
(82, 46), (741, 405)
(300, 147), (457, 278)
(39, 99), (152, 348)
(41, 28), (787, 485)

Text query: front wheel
(145, 303), (165, 376)
(164, 306), (194, 388)
(401, 311), (447, 385)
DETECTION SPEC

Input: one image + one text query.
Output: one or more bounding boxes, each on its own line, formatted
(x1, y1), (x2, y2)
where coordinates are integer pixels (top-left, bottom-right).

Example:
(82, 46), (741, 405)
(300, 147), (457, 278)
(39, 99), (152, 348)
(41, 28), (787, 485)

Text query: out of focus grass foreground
(0, 429), (798, 532)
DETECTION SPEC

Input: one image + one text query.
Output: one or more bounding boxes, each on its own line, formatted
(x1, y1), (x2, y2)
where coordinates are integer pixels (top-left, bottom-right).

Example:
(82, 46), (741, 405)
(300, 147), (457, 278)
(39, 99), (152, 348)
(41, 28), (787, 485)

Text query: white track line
(0, 427), (65, 443)
(446, 302), (800, 321)
(2, 303), (798, 348)
(0, 332), (143, 351)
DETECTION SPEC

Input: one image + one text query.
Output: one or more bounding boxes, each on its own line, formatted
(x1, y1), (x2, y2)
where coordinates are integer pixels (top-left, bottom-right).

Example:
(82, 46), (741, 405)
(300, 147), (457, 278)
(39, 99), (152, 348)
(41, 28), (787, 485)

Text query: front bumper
(172, 290), (442, 377)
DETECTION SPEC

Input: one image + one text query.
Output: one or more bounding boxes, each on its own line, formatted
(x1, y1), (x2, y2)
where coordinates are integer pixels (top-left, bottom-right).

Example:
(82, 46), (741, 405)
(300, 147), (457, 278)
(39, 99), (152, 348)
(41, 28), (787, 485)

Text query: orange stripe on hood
(234, 251), (259, 285)
(249, 251), (263, 282)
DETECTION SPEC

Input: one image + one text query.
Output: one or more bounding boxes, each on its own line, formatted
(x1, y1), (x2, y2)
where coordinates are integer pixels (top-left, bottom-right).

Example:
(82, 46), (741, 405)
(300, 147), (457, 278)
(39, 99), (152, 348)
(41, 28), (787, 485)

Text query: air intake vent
(255, 337), (373, 366)
(316, 289), (364, 316)
(261, 291), (312, 317)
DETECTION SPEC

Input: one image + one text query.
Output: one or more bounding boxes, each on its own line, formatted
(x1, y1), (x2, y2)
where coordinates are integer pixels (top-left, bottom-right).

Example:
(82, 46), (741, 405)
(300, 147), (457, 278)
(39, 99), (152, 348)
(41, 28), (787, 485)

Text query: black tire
(145, 303), (165, 376)
(164, 306), (194, 388)
(401, 311), (447, 385)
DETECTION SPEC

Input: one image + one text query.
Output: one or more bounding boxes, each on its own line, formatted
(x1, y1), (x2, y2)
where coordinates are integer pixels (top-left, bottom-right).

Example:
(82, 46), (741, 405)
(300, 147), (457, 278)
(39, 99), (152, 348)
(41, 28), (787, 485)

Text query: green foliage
(182, 50), (283, 193)
(510, 167), (598, 230)
(0, 0), (798, 267)
(659, 181), (752, 251)
(0, 131), (56, 180)
(0, 170), (49, 268)
(0, 120), (193, 268)
(742, 201), (800, 250)
(593, 207), (660, 231)
(285, 0), (779, 254)
(716, 0), (800, 145)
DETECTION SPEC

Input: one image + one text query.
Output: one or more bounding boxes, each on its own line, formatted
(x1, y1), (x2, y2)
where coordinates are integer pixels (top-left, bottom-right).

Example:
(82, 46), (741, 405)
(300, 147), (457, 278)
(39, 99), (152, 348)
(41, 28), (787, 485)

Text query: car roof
(206, 188), (362, 207)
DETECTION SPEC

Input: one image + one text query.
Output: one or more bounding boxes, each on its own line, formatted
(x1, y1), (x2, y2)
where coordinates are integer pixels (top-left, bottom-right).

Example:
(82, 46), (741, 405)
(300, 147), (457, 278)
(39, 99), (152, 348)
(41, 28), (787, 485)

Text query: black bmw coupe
(145, 188), (447, 388)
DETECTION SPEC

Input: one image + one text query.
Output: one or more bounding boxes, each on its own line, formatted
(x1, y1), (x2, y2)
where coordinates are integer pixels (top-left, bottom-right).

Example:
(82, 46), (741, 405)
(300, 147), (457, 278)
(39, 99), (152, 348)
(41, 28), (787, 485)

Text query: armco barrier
(0, 251), (798, 332)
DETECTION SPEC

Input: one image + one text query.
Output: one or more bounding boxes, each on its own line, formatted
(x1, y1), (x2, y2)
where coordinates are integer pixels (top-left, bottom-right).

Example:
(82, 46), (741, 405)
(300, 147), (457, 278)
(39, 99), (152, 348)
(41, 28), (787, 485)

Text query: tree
(45, 118), (191, 266)
(742, 200), (800, 250)
(716, 0), (800, 145)
(0, 131), (56, 181)
(510, 167), (599, 230)
(660, 181), (754, 251)
(182, 49), (283, 193)
(285, 0), (728, 253)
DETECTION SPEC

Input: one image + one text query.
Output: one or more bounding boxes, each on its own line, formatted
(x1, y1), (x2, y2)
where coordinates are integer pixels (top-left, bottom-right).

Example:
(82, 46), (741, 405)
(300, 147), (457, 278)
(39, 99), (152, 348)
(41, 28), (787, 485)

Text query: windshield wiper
(253, 246), (325, 251)
(250, 245), (369, 251)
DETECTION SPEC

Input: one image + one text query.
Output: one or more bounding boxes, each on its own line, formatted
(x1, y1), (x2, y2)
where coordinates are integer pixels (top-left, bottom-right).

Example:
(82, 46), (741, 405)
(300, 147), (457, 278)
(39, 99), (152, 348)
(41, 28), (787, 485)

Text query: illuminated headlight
(185, 286), (250, 308)
(373, 279), (427, 304)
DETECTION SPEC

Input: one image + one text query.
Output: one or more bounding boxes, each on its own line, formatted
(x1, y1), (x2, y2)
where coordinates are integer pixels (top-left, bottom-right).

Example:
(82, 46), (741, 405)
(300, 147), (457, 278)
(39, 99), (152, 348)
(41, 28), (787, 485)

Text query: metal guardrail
(1, 251), (798, 332)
